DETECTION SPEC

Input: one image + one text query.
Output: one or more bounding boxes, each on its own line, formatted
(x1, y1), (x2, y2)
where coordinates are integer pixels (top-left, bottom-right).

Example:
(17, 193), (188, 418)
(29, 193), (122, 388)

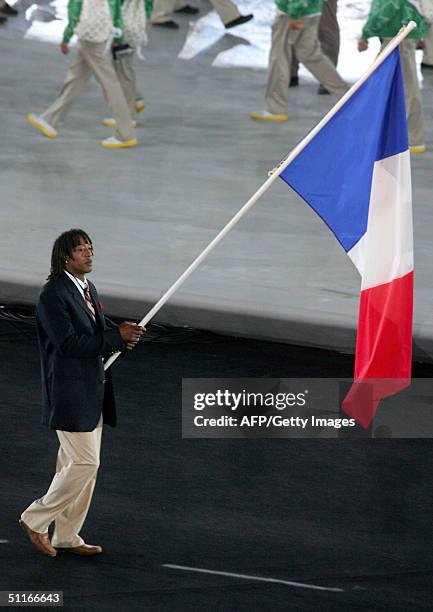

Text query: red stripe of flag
(342, 271), (413, 427)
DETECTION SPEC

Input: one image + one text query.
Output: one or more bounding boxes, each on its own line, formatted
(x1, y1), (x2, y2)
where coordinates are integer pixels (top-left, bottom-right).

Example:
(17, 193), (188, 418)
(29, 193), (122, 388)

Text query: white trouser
(42, 41), (136, 142)
(423, 24), (433, 65)
(21, 416), (103, 548)
(266, 14), (348, 115)
(382, 38), (425, 147)
(114, 52), (137, 119)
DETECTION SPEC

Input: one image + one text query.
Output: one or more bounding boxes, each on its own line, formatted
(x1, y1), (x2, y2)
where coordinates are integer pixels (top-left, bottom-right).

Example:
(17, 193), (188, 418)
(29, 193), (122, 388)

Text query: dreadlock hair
(47, 229), (92, 281)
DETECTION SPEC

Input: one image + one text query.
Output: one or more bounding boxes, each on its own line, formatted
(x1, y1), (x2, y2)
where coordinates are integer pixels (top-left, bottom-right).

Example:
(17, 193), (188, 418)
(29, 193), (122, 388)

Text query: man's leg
(290, 54), (299, 84)
(397, 39), (425, 147)
(151, 0), (176, 24)
(114, 54), (137, 120)
(296, 15), (347, 98)
(52, 418), (103, 548)
(20, 418), (102, 543)
(41, 46), (92, 129)
(209, 0), (240, 25)
(174, 0), (184, 7)
(422, 25), (433, 67)
(265, 14), (293, 115)
(80, 41), (136, 143)
(318, 0), (339, 67)
(290, 0), (339, 85)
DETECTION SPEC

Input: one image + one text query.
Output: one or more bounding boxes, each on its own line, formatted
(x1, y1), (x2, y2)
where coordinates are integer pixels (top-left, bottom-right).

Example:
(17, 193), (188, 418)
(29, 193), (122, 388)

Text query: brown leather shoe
(55, 543), (102, 555)
(19, 520), (57, 557)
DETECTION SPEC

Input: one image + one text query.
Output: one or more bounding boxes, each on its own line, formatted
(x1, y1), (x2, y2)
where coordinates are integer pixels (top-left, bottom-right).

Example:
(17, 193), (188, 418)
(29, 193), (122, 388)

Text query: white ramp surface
(1, 0), (433, 359)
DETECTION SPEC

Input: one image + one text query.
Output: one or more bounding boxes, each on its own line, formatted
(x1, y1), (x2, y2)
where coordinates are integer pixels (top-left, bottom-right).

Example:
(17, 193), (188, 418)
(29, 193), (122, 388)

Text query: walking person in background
(251, 0), (347, 122)
(358, 0), (430, 153)
(290, 0), (340, 94)
(19, 229), (144, 557)
(103, 0), (153, 129)
(27, 0), (138, 149)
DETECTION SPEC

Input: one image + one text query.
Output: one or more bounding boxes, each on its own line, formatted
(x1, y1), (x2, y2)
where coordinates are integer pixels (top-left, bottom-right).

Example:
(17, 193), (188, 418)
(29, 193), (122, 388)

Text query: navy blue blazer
(36, 274), (125, 432)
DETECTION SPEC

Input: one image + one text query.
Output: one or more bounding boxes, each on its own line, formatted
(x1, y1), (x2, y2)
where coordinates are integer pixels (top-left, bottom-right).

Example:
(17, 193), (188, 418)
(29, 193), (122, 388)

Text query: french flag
(280, 48), (413, 427)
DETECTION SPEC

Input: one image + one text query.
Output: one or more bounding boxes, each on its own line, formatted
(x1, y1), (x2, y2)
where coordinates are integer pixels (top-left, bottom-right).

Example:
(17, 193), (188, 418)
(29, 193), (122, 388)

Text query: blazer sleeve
(37, 289), (125, 358)
(104, 315), (119, 330)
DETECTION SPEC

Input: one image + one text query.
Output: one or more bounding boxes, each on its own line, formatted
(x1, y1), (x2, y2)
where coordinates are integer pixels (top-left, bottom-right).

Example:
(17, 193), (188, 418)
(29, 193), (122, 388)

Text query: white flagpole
(105, 21), (416, 371)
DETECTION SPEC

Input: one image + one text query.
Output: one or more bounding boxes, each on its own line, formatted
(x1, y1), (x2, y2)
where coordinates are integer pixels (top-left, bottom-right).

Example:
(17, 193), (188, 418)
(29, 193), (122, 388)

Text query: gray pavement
(1, 0), (432, 358)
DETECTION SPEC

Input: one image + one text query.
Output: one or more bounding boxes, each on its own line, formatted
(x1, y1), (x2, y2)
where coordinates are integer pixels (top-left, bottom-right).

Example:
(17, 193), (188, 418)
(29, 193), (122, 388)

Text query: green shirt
(63, 0), (123, 44)
(275, 0), (323, 20)
(362, 0), (428, 40)
(145, 0), (154, 18)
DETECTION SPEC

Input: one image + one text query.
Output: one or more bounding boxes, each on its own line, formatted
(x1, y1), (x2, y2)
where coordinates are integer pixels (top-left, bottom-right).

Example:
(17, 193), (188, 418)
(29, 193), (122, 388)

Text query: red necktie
(84, 286), (96, 321)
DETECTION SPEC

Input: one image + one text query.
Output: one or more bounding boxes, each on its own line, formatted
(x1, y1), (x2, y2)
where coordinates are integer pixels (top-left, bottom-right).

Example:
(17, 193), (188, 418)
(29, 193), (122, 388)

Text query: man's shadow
(191, 31), (251, 65)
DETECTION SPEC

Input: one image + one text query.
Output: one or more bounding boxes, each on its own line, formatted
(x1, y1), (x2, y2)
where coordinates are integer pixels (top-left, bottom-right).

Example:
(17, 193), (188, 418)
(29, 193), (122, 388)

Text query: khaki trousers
(291, 0), (340, 77)
(151, 0), (240, 25)
(21, 416), (103, 548)
(114, 53), (137, 119)
(382, 39), (425, 147)
(209, 0), (240, 24)
(42, 40), (136, 142)
(423, 24), (433, 66)
(151, 0), (179, 23)
(266, 14), (348, 115)
(318, 0), (339, 66)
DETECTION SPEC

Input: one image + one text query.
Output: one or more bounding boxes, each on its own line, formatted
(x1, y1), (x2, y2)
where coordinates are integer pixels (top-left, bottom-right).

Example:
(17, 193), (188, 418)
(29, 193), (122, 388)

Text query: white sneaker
(409, 144), (426, 153)
(102, 118), (137, 128)
(250, 110), (288, 122)
(27, 113), (58, 138)
(101, 136), (138, 149)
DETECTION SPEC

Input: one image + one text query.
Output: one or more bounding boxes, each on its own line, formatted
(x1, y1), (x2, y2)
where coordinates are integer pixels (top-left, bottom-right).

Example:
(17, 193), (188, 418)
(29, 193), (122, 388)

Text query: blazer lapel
(61, 274), (97, 326)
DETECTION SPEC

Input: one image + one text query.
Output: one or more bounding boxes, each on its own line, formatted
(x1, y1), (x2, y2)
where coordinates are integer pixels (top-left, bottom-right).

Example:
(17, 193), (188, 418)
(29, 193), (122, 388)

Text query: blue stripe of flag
(280, 48), (408, 252)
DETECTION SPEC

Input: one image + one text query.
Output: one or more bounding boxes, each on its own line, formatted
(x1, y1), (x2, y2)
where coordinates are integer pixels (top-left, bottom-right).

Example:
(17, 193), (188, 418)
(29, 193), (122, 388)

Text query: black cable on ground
(2, 303), (433, 376)
(0, 304), (225, 345)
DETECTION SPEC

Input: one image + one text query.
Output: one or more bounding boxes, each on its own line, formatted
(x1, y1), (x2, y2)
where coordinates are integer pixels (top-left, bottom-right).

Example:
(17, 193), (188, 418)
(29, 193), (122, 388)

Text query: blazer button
(102, 379), (106, 384)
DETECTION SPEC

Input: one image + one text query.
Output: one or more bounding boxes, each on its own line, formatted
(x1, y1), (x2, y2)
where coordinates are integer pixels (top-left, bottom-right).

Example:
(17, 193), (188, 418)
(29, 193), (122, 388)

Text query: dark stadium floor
(1, 316), (433, 611)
